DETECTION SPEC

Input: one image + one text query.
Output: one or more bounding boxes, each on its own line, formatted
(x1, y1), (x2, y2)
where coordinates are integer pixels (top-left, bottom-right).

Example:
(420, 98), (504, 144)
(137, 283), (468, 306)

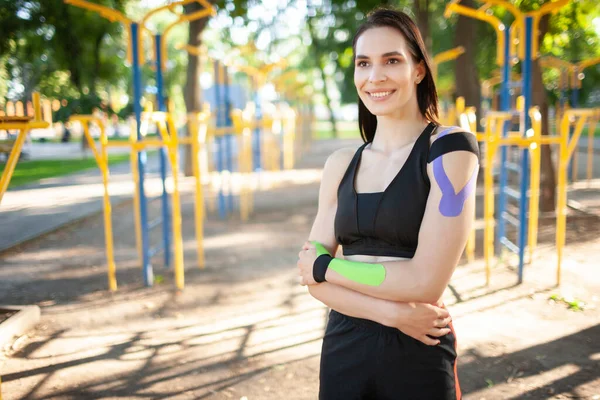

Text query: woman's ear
(415, 60), (426, 84)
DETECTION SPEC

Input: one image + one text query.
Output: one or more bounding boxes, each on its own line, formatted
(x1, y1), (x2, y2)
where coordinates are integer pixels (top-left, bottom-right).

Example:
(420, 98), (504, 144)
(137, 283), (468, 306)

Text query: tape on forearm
(309, 241), (386, 286)
(329, 258), (386, 286)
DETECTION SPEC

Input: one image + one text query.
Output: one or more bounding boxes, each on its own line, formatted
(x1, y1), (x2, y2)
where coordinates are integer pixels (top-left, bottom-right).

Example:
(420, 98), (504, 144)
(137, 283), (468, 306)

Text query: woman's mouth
(367, 90), (396, 101)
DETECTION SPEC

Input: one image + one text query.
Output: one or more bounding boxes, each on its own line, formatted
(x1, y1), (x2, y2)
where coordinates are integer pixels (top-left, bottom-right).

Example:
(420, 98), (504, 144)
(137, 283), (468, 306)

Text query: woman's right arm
(304, 149), (451, 345)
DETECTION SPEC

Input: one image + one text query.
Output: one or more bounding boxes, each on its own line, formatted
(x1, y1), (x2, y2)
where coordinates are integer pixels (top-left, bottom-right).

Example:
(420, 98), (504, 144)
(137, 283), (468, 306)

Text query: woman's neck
(371, 105), (428, 154)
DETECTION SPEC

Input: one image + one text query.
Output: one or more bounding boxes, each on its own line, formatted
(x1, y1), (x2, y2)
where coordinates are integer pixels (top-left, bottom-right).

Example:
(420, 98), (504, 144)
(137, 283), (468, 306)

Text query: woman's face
(354, 26), (424, 118)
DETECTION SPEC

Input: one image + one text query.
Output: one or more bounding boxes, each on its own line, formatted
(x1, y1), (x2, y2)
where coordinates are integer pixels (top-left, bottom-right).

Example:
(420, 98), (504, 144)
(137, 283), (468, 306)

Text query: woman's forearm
(307, 282), (406, 327)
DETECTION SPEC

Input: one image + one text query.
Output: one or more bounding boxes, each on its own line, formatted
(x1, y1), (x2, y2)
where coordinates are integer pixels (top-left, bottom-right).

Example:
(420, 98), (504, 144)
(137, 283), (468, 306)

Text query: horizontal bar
(504, 186), (522, 200)
(505, 162), (521, 173)
(500, 236), (520, 254)
(149, 245), (163, 258)
(149, 217), (163, 231)
(501, 211), (520, 228)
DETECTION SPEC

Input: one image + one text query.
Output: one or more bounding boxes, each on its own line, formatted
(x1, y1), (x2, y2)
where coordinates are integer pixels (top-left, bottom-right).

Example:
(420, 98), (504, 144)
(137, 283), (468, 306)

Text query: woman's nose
(369, 65), (387, 83)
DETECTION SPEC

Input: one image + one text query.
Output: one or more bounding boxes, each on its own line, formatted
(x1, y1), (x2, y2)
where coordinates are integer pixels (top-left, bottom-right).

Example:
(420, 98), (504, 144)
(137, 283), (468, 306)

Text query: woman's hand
(391, 302), (452, 346)
(297, 242), (319, 286)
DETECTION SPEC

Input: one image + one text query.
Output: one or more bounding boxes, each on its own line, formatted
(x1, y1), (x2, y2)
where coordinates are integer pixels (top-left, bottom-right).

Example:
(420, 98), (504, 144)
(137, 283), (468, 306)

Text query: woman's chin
(365, 106), (399, 117)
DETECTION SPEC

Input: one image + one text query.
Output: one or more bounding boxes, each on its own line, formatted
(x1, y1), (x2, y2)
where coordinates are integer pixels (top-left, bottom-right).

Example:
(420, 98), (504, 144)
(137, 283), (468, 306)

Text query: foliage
(52, 93), (115, 124)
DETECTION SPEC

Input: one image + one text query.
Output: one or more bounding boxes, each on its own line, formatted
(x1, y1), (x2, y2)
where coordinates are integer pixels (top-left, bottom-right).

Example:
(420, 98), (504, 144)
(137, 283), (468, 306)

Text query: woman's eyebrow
(355, 51), (403, 60)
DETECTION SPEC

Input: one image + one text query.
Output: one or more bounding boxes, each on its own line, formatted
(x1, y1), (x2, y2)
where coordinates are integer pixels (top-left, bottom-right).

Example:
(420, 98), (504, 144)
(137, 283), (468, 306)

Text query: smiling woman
(297, 7), (479, 400)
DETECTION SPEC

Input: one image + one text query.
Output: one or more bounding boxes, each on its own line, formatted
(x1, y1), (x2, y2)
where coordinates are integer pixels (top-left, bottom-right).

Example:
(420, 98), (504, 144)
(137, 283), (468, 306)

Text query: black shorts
(319, 310), (461, 400)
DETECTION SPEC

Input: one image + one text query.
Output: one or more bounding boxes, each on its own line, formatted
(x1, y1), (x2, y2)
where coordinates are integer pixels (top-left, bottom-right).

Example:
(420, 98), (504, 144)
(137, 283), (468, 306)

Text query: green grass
(583, 125), (600, 137)
(313, 121), (361, 140)
(1, 153), (132, 188)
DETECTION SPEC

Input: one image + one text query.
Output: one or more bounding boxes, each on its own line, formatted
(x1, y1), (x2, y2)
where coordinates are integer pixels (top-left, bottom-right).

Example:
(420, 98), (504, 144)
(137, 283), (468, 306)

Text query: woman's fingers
(433, 316), (452, 328)
(428, 328), (451, 337)
(420, 336), (440, 346)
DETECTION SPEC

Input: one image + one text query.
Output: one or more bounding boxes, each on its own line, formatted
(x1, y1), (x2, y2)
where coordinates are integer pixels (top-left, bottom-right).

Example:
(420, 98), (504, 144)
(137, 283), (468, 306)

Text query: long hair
(353, 8), (439, 143)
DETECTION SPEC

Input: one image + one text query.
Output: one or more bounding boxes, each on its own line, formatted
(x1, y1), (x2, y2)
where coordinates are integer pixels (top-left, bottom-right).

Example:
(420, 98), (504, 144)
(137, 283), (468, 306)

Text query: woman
(297, 8), (479, 400)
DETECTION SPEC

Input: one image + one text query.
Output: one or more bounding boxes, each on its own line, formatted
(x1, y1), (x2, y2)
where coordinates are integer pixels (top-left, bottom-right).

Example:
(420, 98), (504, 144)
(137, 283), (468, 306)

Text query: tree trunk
(307, 15), (338, 138)
(183, 3), (210, 176)
(453, 0), (481, 126)
(534, 14), (556, 212)
(92, 32), (105, 95)
(414, 0), (431, 56)
(60, 4), (83, 92)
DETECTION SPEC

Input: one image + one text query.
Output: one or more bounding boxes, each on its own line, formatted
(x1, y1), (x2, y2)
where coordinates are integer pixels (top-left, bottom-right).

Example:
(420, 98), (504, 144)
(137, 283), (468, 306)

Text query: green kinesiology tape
(329, 258), (386, 287)
(311, 241), (331, 257)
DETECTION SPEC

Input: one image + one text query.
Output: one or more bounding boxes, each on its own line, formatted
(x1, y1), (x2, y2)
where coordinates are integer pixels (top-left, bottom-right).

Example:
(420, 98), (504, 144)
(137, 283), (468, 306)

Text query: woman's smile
(366, 89), (397, 101)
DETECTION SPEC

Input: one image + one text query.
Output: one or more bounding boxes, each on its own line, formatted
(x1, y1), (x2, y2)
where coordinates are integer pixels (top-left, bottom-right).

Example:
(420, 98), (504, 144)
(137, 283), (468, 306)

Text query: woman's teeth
(369, 91), (393, 98)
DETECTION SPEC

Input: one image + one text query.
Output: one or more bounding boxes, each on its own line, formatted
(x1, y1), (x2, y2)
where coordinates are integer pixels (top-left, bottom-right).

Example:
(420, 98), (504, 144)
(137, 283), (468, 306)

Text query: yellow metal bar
(533, 0), (570, 17)
(482, 112), (512, 285)
(75, 116), (118, 291)
(189, 113), (206, 268)
(577, 56), (600, 72)
(130, 121), (143, 266)
(64, 0), (132, 24)
(566, 116), (588, 161)
(555, 112), (570, 286)
(432, 47), (465, 83)
(167, 133), (185, 290)
(0, 121), (48, 130)
(483, 123), (497, 286)
(587, 114), (598, 183)
(0, 128), (27, 203)
(530, 0), (569, 59)
(32, 93), (42, 120)
(161, 5), (216, 71)
(444, 3), (505, 66)
(528, 107), (542, 262)
(99, 122), (117, 291)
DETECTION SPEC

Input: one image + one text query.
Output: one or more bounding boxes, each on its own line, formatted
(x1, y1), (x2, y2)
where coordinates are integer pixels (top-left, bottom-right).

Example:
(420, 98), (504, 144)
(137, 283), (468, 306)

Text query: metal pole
(496, 26), (511, 255)
(155, 33), (172, 269)
(224, 64), (234, 213)
(132, 23), (153, 287)
(253, 77), (262, 172)
(517, 16), (534, 284)
(214, 60), (226, 219)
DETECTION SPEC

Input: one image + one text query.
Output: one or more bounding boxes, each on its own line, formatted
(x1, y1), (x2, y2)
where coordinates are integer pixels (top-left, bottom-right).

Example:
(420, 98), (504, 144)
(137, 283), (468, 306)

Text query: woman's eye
(356, 61), (369, 67)
(387, 58), (400, 64)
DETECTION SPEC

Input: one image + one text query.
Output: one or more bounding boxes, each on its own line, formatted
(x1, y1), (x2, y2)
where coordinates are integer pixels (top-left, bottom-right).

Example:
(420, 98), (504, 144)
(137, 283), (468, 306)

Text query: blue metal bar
(224, 65), (234, 214)
(214, 60), (226, 219)
(500, 236), (520, 255)
(501, 211), (520, 228)
(517, 16), (534, 284)
(132, 23), (153, 287)
(252, 77), (262, 172)
(495, 26), (512, 255)
(155, 34), (171, 269)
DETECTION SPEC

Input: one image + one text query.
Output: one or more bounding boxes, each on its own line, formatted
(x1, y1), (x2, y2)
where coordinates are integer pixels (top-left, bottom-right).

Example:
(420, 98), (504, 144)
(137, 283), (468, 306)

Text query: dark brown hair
(353, 8), (439, 143)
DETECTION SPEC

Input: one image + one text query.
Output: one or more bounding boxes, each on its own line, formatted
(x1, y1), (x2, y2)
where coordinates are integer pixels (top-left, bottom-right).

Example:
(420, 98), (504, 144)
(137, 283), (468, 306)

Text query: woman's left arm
(300, 142), (478, 304)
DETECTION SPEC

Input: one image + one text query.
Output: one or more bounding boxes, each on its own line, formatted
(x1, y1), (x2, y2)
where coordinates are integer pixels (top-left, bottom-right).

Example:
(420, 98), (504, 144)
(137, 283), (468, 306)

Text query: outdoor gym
(1, 0), (599, 399)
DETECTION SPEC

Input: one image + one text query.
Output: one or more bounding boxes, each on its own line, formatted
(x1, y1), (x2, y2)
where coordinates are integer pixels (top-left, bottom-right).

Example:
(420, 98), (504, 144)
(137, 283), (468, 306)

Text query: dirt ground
(1, 139), (600, 400)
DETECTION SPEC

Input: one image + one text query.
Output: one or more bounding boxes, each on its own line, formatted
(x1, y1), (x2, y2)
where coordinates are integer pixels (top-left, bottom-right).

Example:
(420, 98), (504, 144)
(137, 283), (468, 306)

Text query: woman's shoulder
(430, 125), (475, 141)
(322, 145), (362, 182)
(427, 124), (480, 166)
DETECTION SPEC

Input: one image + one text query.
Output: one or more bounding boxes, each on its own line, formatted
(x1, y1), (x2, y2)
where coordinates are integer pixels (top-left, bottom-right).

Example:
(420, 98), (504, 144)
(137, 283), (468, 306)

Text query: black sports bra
(334, 122), (479, 258)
